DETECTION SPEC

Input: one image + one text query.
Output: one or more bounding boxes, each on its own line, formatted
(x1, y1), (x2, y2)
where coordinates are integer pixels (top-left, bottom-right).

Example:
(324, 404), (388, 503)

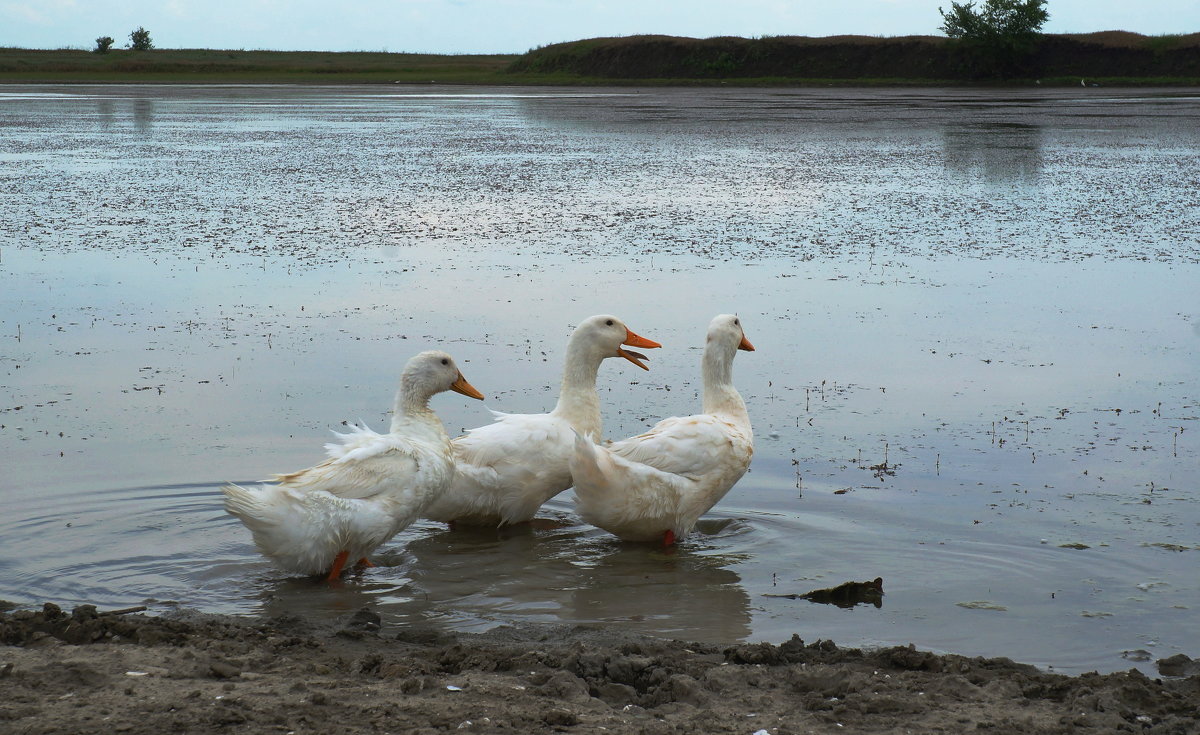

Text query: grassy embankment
(510, 31), (1200, 85)
(2, 31), (1198, 85)
(0, 48), (520, 84)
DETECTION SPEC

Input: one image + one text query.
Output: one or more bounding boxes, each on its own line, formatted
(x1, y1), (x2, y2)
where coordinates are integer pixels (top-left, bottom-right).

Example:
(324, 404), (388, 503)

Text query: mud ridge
(3, 602), (1199, 734)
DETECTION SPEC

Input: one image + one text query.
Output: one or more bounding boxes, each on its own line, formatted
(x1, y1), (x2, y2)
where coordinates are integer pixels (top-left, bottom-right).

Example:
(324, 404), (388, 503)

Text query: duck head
(403, 350), (485, 402)
(707, 314), (755, 353)
(571, 314), (662, 371)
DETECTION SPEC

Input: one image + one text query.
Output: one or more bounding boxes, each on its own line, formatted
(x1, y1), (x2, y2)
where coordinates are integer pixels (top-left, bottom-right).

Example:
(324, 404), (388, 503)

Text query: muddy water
(1, 85), (1197, 675)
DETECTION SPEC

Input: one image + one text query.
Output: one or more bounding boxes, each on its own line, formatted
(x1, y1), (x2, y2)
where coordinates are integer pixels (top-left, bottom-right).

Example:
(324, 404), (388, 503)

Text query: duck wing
(423, 411), (574, 524)
(270, 423), (423, 501)
(607, 414), (745, 480)
(453, 411), (573, 483)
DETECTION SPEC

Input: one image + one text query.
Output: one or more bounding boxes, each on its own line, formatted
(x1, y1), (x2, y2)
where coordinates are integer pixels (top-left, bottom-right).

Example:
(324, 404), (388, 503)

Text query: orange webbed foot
(326, 550), (350, 582)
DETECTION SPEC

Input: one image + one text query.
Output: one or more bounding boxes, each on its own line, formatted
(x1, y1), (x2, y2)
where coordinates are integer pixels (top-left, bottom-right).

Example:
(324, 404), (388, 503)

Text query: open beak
(619, 327), (661, 370)
(450, 372), (485, 400)
(617, 348), (651, 371)
(738, 333), (755, 351)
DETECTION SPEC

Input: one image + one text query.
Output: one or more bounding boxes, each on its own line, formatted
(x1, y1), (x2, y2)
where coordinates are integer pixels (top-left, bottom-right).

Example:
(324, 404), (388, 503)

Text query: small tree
(939, 0), (1049, 42)
(129, 27), (153, 51)
(939, 0), (1049, 78)
(94, 36), (115, 54)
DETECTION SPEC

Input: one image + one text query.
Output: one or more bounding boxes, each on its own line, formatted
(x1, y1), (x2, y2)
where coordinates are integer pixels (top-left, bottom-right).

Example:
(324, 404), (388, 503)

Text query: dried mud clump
(1, 603), (201, 646)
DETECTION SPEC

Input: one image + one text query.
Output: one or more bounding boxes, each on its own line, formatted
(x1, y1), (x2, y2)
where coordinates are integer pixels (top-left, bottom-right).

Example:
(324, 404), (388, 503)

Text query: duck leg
(662, 530), (677, 547)
(326, 550), (351, 581)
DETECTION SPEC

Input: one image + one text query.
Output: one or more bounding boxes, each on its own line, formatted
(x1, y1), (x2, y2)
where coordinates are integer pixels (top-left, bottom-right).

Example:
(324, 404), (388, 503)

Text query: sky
(4, 0), (1199, 54)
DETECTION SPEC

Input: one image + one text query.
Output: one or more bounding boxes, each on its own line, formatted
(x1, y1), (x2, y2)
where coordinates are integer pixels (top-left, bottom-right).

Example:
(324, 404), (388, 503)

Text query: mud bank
(3, 602), (1199, 734)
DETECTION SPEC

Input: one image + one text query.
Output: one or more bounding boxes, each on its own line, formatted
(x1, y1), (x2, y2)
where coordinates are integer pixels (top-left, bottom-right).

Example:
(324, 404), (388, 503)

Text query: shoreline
(3, 77), (1197, 87)
(3, 601), (1199, 733)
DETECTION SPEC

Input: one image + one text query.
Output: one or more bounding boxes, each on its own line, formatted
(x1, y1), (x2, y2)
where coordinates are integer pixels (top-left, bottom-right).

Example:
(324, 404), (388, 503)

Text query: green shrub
(129, 27), (153, 51)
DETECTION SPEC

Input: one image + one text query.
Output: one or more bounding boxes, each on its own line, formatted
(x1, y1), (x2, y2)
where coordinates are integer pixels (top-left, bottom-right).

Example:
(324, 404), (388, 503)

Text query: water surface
(2, 85), (1197, 675)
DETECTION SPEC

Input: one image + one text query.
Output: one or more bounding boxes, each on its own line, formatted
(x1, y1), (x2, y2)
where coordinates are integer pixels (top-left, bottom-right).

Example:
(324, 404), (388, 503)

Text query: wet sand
(4, 601), (1200, 734)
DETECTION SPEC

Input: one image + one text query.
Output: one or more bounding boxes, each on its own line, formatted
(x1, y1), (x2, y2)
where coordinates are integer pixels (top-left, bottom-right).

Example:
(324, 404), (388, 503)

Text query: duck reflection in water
(251, 519), (752, 643)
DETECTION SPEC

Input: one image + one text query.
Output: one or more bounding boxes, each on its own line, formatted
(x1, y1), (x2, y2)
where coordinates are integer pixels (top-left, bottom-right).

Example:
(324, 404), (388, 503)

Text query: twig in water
(99, 605), (148, 616)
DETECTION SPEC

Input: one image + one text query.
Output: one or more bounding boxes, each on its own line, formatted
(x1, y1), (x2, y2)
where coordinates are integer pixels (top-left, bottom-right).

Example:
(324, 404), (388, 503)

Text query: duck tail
(221, 482), (290, 533)
(569, 430), (614, 506)
(222, 482), (259, 517)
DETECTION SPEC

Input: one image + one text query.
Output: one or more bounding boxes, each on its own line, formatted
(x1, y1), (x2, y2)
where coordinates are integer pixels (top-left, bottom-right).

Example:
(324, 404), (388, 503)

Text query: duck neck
(551, 341), (603, 437)
(391, 382), (437, 434)
(702, 343), (747, 422)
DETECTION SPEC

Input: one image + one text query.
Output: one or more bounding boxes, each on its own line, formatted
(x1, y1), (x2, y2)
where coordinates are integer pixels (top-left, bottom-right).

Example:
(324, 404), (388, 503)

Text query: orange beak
(619, 327), (662, 370)
(623, 328), (661, 349)
(617, 348), (650, 371)
(738, 333), (755, 351)
(449, 372), (485, 400)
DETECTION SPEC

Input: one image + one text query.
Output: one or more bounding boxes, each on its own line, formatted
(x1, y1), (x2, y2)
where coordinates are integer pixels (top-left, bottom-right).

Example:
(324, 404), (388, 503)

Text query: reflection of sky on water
(942, 122), (1043, 183)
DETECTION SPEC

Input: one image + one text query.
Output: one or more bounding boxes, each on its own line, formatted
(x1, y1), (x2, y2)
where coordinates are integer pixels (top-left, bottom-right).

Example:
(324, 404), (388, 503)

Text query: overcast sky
(4, 1), (1199, 54)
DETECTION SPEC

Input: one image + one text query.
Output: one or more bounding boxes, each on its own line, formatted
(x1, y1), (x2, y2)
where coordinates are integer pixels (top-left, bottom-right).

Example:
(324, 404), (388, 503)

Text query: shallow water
(1, 85), (1198, 675)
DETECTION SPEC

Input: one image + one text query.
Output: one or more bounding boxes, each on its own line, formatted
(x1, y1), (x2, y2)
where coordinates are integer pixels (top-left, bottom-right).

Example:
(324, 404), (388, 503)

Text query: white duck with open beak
(571, 314), (754, 545)
(423, 315), (661, 527)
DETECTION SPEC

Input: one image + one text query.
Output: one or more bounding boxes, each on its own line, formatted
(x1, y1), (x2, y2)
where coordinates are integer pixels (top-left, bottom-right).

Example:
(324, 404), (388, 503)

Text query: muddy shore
(3, 602), (1198, 734)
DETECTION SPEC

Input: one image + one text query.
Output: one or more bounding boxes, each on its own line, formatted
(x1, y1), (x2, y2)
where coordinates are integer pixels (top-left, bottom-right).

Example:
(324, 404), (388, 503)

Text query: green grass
(1142, 34), (1191, 53)
(0, 48), (520, 84)
(1038, 75), (1200, 87)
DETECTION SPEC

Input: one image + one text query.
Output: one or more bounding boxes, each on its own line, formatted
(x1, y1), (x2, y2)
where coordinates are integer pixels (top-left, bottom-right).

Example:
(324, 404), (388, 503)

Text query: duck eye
(441, 358), (449, 365)
(734, 319), (739, 325)
(606, 319), (614, 326)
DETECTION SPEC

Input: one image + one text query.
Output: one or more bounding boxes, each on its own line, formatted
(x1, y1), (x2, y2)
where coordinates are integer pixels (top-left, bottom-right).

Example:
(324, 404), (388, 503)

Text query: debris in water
(956, 601), (1007, 611)
(1157, 654), (1200, 677)
(765, 577), (884, 608)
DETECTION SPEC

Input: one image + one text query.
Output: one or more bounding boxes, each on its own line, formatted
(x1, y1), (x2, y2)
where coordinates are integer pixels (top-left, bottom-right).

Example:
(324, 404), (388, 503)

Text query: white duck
(570, 314), (755, 545)
(422, 315), (661, 527)
(222, 350), (484, 580)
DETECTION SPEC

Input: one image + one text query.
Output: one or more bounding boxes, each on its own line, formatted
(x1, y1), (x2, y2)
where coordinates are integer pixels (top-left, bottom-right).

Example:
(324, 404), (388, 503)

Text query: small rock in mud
(208, 660), (241, 679)
(342, 607), (381, 634)
(536, 670), (590, 702)
(542, 708), (579, 727)
(723, 641), (788, 666)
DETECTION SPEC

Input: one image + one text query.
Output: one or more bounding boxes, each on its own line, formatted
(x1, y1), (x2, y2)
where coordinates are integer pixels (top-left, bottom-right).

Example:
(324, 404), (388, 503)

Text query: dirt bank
(3, 602), (1199, 734)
